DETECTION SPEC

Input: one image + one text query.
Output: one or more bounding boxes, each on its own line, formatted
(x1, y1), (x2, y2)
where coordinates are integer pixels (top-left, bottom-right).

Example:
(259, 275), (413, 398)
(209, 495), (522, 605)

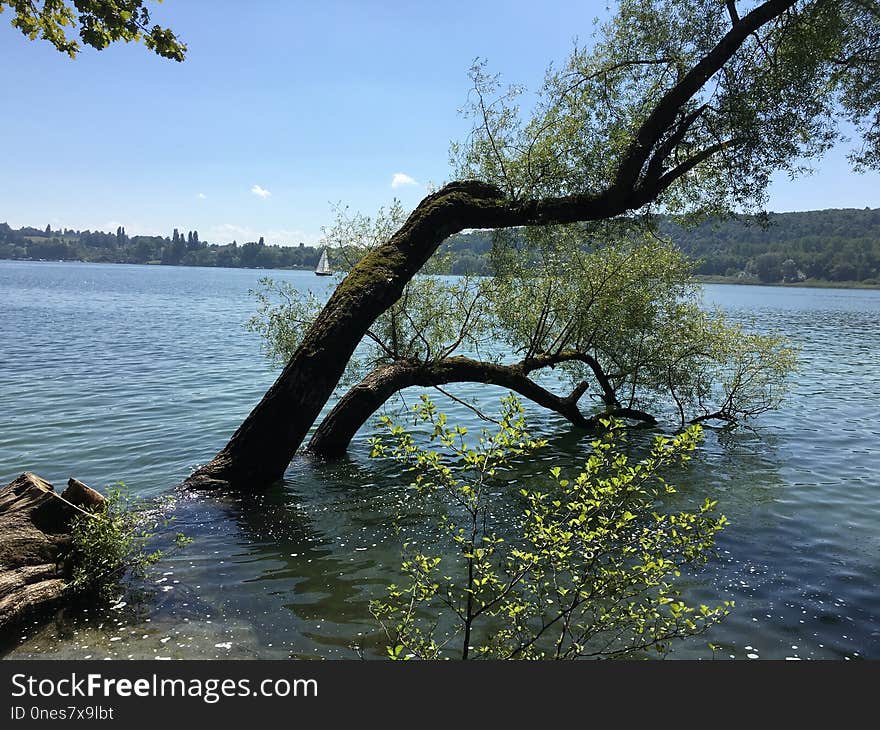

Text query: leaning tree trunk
(0, 473), (105, 632)
(307, 355), (661, 459)
(185, 181), (631, 490)
(184, 0), (794, 491)
(307, 356), (594, 459)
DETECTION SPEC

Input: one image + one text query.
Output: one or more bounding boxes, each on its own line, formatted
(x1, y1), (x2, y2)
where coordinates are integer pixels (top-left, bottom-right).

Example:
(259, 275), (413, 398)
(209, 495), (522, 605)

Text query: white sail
(315, 249), (331, 275)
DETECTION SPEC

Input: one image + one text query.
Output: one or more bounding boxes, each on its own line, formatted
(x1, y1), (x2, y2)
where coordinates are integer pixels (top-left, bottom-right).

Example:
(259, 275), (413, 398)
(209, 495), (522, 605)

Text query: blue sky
(2, 0), (879, 245)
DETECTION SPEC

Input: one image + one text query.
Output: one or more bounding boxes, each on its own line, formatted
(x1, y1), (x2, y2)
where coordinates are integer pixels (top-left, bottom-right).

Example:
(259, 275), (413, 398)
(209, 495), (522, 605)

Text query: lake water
(1, 260), (878, 660)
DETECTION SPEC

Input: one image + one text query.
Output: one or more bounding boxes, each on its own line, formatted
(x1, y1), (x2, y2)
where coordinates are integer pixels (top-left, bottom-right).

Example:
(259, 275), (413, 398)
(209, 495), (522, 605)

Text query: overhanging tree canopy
(1, 0), (186, 59)
(185, 0), (880, 490)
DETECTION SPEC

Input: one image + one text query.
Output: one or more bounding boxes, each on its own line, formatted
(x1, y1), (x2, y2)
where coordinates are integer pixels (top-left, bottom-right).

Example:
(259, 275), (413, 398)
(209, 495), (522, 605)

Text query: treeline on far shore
(3, 206), (880, 284)
(0, 224), (321, 270)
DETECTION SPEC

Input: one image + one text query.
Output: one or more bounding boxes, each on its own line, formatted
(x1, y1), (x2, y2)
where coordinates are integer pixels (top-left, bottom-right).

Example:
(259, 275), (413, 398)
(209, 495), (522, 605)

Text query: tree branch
(643, 104), (708, 183)
(307, 355), (601, 459)
(522, 350), (620, 407)
(648, 140), (734, 200)
(725, 0), (741, 26)
(613, 0), (797, 193)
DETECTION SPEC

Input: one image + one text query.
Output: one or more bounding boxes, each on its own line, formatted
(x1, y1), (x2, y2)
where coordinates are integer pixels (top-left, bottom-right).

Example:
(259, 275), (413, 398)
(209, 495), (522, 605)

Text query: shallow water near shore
(2, 260), (879, 659)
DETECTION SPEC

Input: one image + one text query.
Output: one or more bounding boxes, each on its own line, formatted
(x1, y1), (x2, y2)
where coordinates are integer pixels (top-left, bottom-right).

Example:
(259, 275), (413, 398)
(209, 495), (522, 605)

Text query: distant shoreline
(4, 258), (880, 291)
(0, 258), (315, 272)
(692, 274), (880, 290)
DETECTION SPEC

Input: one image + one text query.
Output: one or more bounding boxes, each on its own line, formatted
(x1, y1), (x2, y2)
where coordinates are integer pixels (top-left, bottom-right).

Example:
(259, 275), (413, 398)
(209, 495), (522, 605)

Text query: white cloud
(391, 172), (418, 189)
(197, 192), (207, 200)
(251, 184), (272, 199)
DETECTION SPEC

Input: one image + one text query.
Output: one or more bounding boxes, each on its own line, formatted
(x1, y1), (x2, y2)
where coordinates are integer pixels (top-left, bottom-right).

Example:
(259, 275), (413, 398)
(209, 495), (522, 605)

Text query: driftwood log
(0, 473), (105, 632)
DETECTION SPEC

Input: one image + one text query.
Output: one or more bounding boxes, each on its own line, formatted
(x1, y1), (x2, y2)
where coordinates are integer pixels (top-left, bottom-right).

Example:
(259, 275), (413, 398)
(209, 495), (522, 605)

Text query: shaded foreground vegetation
(369, 397), (731, 660)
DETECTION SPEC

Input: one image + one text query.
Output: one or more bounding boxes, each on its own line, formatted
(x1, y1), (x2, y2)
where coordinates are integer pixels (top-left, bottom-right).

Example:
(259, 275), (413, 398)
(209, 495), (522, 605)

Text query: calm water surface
(1, 261), (878, 659)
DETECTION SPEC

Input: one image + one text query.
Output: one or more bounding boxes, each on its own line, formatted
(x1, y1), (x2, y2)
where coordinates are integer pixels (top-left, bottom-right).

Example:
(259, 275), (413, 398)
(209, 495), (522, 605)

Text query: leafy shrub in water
(68, 484), (190, 602)
(369, 396), (731, 659)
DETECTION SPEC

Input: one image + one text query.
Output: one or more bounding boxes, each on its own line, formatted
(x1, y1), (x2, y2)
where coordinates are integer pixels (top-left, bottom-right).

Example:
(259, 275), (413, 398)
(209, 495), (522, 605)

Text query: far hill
(440, 208), (880, 284)
(661, 208), (880, 284)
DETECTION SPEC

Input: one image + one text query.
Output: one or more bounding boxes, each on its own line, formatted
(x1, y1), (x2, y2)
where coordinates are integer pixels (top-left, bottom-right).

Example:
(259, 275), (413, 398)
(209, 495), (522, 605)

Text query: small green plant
(369, 395), (731, 660)
(68, 484), (190, 602)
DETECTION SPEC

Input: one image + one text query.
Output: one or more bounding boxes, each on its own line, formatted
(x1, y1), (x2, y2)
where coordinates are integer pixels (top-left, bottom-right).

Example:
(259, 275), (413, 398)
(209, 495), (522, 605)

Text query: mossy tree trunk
(307, 353), (659, 460)
(307, 357), (594, 459)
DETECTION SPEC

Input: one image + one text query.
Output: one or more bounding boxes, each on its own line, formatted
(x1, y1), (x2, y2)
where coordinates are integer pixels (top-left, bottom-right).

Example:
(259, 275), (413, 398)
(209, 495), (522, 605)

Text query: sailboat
(315, 248), (332, 276)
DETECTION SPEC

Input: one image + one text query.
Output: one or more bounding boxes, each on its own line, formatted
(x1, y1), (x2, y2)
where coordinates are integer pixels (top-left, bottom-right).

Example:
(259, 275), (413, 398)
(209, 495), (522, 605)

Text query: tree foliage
(250, 209), (797, 455)
(452, 0), (880, 217)
(1, 0), (185, 60)
(369, 396), (731, 659)
(489, 224), (798, 425)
